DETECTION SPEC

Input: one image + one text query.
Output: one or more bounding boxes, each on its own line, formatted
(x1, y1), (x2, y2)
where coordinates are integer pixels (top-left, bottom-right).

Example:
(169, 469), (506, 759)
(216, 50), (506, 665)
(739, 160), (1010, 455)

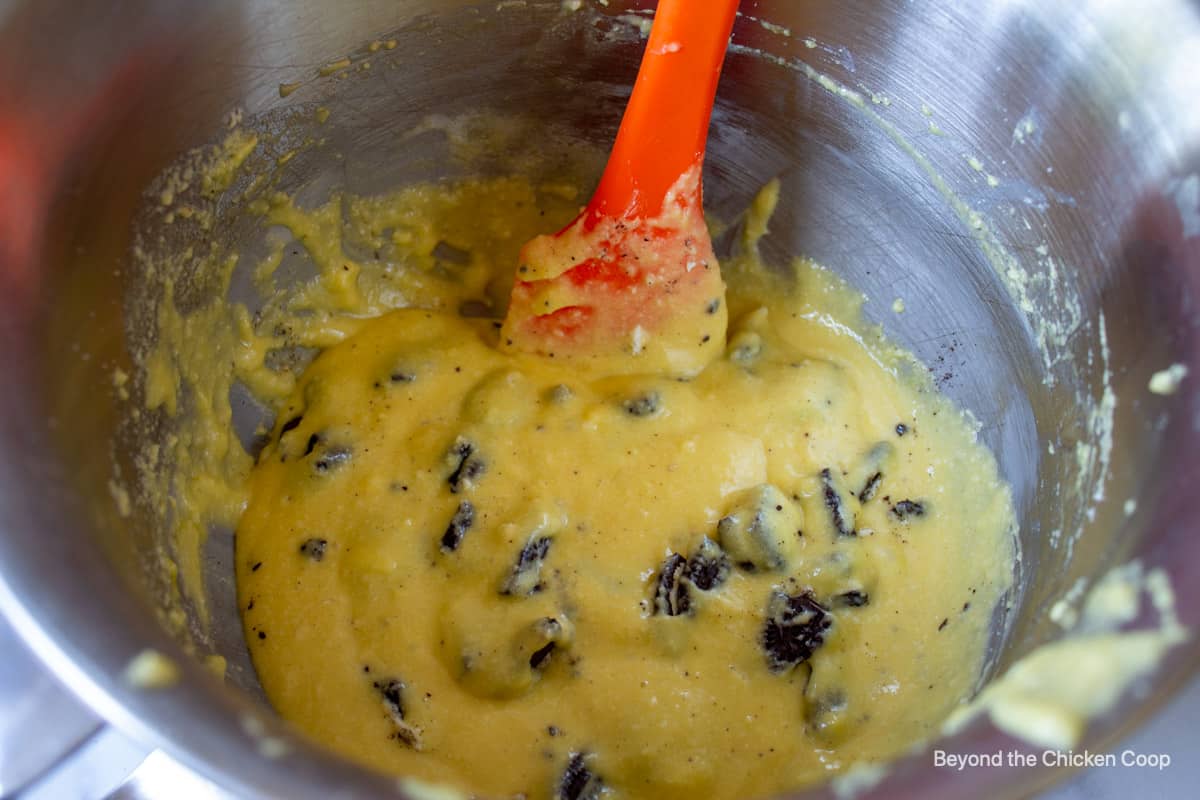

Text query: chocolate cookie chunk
(834, 589), (869, 608)
(502, 535), (553, 596)
(891, 499), (926, 520)
(717, 484), (803, 571)
(446, 437), (486, 493)
(298, 537), (328, 562)
(653, 552), (691, 616)
(372, 677), (421, 749)
(858, 471), (883, 503)
(820, 469), (855, 537)
(557, 752), (605, 800)
(440, 501), (476, 552)
(303, 434), (353, 473)
(621, 391), (662, 418)
(762, 590), (832, 672)
(686, 536), (731, 591)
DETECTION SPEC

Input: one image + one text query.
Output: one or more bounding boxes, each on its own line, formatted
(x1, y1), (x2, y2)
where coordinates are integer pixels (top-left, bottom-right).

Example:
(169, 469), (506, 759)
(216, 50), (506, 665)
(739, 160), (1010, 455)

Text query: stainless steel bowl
(2, 1), (1199, 797)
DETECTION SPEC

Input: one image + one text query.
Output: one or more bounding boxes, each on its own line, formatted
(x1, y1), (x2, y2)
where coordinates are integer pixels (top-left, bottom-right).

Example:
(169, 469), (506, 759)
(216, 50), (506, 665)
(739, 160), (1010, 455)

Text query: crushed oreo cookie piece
(686, 536), (731, 591)
(717, 484), (803, 571)
(834, 590), (870, 608)
(858, 471), (882, 503)
(762, 590), (833, 672)
(653, 552), (691, 616)
(303, 435), (352, 473)
(891, 499), (926, 520)
(440, 501), (476, 552)
(557, 752), (605, 800)
(820, 468), (855, 537)
(621, 391), (662, 418)
(446, 437), (485, 493)
(314, 445), (352, 473)
(528, 617), (567, 671)
(502, 536), (553, 596)
(372, 678), (422, 749)
(298, 537), (328, 562)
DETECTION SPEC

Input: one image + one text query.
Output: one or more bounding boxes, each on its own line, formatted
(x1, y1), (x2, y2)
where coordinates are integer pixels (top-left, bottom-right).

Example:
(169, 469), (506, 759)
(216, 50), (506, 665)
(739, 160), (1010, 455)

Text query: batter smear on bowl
(235, 176), (1016, 799)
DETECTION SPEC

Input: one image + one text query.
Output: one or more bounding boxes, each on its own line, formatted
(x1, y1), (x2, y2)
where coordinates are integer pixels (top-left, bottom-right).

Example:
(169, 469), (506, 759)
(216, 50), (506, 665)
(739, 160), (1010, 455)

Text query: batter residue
(234, 179), (1015, 799)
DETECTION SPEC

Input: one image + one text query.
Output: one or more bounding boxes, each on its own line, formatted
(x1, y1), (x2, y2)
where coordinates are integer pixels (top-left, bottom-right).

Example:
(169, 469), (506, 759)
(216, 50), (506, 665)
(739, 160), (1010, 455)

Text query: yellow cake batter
(233, 177), (1016, 799)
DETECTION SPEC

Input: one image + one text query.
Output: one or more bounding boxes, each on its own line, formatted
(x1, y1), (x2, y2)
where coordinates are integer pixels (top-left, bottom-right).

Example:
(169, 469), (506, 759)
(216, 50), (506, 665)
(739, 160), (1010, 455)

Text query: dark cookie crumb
(299, 537), (328, 562)
(820, 469), (855, 537)
(653, 552), (691, 616)
(686, 537), (731, 591)
(278, 415), (303, 439)
(440, 501), (476, 552)
(835, 590), (870, 608)
(530, 641), (556, 669)
(446, 437), (486, 493)
(305, 435), (352, 473)
(762, 590), (833, 673)
(529, 617), (566, 670)
(557, 752), (605, 800)
(314, 446), (352, 473)
(858, 471), (882, 503)
(372, 678), (422, 749)
(621, 391), (662, 418)
(502, 536), (553, 596)
(717, 485), (801, 571)
(891, 499), (926, 520)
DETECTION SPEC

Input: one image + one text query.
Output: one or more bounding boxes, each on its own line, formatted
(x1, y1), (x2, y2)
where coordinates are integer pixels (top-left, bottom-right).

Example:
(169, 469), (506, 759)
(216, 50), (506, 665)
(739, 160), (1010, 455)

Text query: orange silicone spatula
(501, 0), (740, 376)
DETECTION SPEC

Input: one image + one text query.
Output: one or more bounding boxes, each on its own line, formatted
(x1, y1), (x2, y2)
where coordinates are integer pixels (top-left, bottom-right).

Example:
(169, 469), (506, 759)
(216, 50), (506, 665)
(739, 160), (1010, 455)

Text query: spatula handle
(586, 0), (740, 223)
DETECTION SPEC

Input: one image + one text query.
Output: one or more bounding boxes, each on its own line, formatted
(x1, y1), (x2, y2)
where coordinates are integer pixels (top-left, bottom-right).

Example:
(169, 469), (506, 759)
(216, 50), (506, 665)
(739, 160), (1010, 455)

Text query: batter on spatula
(235, 174), (1016, 799)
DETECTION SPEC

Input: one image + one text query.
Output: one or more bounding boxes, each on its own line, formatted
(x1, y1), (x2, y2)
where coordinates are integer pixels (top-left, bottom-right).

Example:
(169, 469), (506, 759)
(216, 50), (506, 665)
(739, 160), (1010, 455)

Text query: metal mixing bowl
(1, 0), (1198, 797)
